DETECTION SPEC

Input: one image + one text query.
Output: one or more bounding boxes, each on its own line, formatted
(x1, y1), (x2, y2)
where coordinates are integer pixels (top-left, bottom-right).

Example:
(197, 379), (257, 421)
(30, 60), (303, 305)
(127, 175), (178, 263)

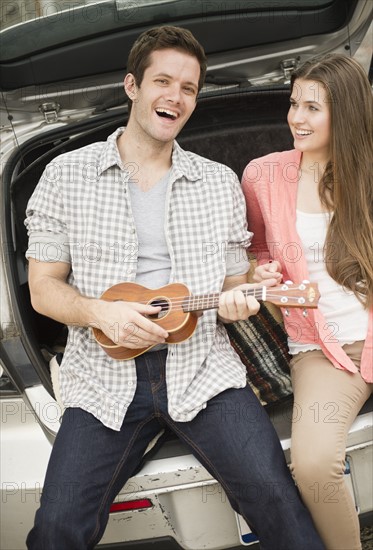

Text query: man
(25, 26), (324, 549)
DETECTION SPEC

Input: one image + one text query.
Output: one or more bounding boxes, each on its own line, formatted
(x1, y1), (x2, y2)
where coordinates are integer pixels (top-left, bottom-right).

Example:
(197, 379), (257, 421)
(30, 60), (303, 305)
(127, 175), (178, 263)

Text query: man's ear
(124, 73), (137, 100)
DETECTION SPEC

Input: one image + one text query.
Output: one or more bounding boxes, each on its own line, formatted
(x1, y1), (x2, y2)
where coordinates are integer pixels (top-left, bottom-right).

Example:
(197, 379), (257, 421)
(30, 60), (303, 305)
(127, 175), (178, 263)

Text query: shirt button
(128, 381), (134, 387)
(126, 269), (133, 275)
(131, 228), (136, 234)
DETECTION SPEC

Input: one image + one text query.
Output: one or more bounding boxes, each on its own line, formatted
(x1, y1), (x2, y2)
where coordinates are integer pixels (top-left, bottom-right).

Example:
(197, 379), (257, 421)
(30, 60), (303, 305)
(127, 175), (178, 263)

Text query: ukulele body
(92, 282), (198, 360)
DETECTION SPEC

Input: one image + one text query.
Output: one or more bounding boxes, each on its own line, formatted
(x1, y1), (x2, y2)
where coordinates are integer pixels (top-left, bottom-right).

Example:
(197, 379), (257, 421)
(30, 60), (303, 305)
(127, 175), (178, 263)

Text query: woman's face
(287, 78), (331, 161)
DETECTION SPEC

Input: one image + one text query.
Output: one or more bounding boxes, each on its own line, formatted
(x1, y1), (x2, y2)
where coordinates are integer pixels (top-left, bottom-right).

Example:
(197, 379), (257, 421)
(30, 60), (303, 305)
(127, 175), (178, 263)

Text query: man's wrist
(73, 294), (102, 327)
(217, 313), (232, 324)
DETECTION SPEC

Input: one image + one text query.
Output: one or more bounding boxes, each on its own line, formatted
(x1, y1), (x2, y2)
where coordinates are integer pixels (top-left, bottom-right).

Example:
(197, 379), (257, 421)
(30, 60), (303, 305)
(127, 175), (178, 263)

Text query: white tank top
(288, 209), (369, 355)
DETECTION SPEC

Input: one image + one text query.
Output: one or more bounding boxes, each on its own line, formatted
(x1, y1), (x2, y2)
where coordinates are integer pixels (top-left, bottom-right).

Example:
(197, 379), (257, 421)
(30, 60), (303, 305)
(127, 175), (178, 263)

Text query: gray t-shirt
(128, 170), (171, 289)
(128, 171), (171, 352)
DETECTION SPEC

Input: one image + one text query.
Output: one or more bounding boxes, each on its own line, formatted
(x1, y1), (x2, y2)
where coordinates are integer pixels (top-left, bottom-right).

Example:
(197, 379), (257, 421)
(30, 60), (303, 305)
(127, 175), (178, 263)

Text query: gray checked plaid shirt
(25, 128), (252, 430)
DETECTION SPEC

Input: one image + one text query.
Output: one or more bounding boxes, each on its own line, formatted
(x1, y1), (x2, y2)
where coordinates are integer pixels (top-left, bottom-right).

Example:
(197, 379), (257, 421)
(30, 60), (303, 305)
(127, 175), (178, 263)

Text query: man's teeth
(156, 109), (177, 120)
(296, 130), (313, 135)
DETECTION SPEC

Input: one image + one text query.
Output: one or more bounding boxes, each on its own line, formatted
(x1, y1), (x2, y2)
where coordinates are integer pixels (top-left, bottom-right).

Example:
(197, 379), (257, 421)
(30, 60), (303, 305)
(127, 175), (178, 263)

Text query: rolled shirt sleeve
(26, 231), (71, 263)
(25, 161), (71, 263)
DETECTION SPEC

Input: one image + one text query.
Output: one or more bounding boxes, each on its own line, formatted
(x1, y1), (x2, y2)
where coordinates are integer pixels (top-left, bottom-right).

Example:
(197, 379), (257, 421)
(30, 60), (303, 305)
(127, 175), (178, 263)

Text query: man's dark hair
(126, 25), (207, 112)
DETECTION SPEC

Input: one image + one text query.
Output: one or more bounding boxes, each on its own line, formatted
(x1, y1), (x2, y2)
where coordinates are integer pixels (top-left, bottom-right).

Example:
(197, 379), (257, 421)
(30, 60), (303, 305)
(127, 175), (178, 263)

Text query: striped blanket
(226, 303), (293, 405)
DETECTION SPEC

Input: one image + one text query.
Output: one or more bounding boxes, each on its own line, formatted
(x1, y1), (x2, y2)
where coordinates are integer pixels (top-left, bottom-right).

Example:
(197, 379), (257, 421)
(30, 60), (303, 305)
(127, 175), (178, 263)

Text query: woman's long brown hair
(290, 54), (373, 308)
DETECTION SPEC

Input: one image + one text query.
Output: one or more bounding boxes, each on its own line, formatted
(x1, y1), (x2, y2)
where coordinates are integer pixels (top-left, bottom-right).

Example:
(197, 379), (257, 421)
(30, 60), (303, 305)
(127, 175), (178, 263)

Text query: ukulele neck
(183, 288), (265, 313)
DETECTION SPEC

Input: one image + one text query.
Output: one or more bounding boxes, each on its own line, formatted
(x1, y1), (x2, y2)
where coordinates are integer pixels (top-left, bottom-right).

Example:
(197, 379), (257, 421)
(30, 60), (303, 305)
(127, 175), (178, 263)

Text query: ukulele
(92, 281), (320, 360)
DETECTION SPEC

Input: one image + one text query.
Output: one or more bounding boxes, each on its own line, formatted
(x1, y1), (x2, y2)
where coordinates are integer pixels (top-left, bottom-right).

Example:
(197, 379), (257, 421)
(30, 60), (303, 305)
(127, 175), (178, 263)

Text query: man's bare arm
(28, 258), (168, 348)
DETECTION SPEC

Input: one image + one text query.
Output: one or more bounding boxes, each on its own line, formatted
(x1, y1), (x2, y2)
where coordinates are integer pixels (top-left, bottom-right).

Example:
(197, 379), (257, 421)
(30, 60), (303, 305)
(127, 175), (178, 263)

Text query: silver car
(1, 1), (372, 548)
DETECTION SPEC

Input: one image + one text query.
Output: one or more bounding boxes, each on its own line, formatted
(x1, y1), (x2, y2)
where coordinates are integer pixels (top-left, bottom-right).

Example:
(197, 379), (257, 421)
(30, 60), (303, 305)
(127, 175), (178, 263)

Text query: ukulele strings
(117, 287), (311, 311)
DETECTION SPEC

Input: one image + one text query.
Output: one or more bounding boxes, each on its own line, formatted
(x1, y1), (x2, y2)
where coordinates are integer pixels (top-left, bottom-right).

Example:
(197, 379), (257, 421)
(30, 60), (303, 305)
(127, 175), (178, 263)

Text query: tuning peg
(302, 309), (308, 317)
(285, 280), (293, 285)
(302, 279), (310, 284)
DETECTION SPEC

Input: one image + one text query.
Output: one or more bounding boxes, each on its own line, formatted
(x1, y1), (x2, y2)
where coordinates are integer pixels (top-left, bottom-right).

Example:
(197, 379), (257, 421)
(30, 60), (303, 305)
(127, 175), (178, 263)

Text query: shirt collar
(97, 127), (126, 176)
(98, 127), (202, 182)
(171, 141), (202, 182)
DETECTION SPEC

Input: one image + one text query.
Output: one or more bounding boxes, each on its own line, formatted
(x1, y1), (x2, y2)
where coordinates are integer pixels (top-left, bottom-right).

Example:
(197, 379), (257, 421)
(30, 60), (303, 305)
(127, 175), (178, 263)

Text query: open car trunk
(1, 0), (372, 546)
(3, 86), (373, 548)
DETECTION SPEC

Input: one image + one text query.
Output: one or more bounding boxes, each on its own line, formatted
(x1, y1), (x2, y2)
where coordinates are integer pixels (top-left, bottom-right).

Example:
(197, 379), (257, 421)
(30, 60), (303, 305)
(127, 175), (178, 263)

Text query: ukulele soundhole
(147, 297), (170, 319)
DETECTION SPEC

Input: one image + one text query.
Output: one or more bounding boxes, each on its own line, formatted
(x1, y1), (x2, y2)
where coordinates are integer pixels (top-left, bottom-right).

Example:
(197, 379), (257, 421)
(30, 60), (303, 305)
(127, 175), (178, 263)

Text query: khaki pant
(290, 341), (372, 550)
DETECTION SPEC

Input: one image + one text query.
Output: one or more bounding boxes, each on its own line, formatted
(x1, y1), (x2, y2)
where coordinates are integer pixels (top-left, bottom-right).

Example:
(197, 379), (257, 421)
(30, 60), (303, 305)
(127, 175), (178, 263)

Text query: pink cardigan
(242, 150), (372, 383)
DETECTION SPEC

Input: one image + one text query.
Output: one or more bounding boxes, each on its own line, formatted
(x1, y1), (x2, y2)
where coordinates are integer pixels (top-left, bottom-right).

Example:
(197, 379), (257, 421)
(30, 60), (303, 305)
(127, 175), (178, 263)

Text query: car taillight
(109, 499), (153, 513)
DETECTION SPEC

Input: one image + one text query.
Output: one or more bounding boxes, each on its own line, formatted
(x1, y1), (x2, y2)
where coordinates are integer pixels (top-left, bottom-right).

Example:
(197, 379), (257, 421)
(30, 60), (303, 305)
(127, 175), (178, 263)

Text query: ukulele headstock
(266, 281), (320, 309)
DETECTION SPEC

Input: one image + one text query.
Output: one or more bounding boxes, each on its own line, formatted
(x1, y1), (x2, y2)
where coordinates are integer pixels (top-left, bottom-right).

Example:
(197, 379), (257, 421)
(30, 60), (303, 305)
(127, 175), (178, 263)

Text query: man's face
(125, 48), (200, 144)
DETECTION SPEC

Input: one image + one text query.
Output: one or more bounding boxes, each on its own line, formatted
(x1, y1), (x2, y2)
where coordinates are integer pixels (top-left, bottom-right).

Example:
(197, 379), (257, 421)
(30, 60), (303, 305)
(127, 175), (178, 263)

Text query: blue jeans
(27, 350), (324, 549)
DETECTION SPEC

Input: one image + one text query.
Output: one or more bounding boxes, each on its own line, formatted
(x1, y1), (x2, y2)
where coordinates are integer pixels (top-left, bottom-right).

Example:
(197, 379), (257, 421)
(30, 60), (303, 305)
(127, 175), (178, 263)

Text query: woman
(242, 54), (373, 550)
